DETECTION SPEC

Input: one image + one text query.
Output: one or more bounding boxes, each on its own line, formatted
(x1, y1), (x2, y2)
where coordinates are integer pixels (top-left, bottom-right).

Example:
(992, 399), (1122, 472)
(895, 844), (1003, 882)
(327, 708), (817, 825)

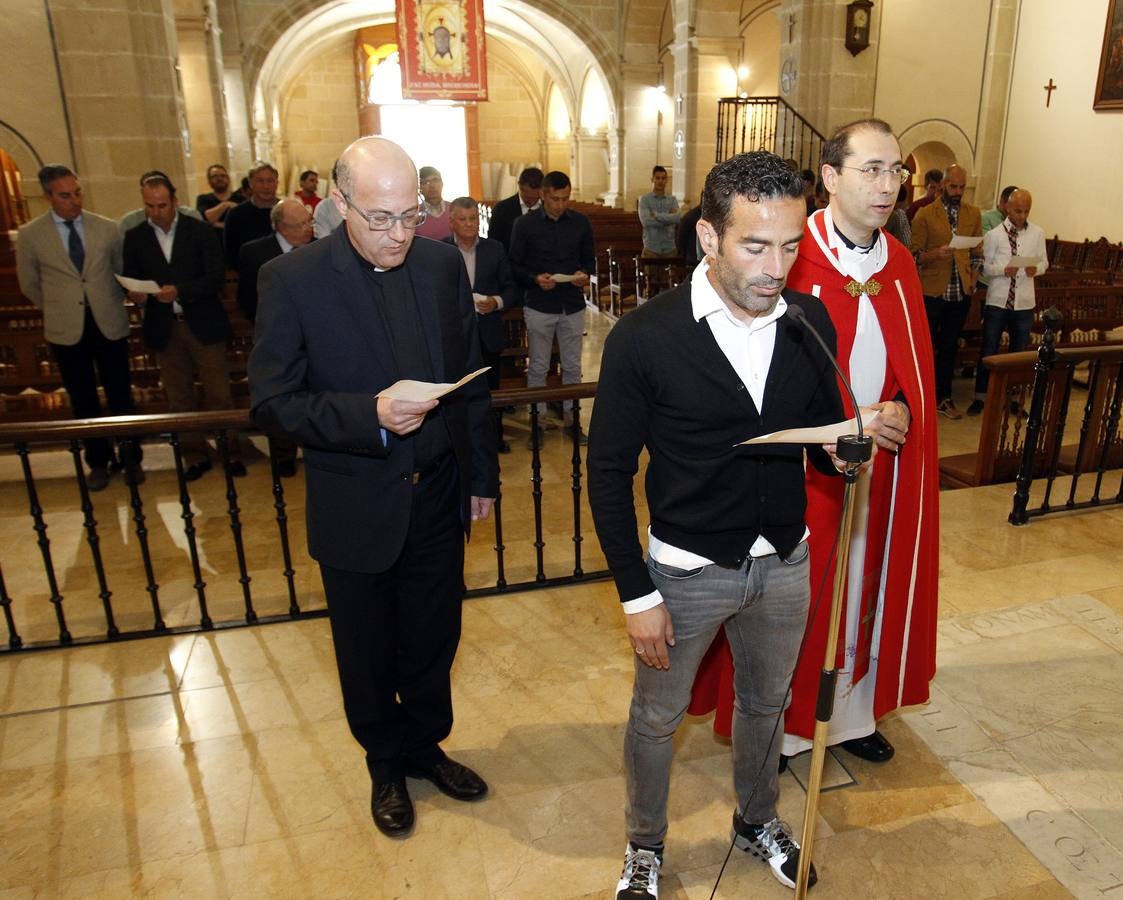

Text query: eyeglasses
(339, 191), (429, 231)
(839, 165), (910, 184)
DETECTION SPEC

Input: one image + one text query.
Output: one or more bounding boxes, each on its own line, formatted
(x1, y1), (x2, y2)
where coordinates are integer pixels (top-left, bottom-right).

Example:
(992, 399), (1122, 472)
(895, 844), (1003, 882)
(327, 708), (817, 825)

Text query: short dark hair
(418, 166), (441, 181)
(300, 169), (317, 182)
(897, 185), (908, 203)
(701, 152), (804, 239)
(517, 167), (543, 188)
(139, 169), (170, 186)
(820, 118), (896, 170)
(924, 168), (943, 185)
(248, 161), (278, 179)
(206, 163), (228, 177)
(801, 168), (815, 186)
(652, 165), (667, 177)
(999, 184), (1019, 203)
(38, 164), (75, 192)
(450, 196), (477, 211)
(543, 171), (570, 192)
(141, 173), (177, 197)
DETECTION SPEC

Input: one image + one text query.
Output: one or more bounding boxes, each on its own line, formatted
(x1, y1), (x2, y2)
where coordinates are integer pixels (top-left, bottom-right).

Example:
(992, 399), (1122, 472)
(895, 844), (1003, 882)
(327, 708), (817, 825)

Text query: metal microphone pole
(794, 433), (871, 898)
(783, 304), (874, 898)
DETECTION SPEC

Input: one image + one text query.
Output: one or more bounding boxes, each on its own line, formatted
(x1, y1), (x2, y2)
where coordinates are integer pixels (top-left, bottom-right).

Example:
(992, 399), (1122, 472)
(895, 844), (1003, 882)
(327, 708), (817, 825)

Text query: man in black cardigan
(589, 152), (845, 900)
(123, 174), (241, 480)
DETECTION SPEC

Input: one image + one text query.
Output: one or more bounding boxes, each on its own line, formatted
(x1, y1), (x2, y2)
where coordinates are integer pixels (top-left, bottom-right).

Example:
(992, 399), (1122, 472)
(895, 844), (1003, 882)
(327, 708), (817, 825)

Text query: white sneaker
(731, 813), (816, 889)
(615, 843), (662, 899)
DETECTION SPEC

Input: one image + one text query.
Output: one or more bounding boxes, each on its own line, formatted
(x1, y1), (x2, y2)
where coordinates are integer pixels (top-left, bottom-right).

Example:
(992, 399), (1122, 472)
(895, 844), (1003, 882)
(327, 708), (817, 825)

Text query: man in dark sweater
(223, 161), (279, 269)
(508, 170), (595, 442)
(588, 152), (845, 900)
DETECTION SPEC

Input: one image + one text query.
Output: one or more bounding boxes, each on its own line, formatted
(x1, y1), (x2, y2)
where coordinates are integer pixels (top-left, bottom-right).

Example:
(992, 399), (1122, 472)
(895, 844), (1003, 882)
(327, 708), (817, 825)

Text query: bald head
(272, 197), (313, 247)
(332, 137), (422, 269)
(1006, 188), (1032, 229)
(942, 164), (967, 202)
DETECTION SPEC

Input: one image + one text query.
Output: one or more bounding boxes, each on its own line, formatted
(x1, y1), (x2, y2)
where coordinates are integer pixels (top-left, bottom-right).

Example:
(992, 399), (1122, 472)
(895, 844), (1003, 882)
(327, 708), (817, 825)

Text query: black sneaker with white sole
(615, 843), (662, 899)
(731, 811), (817, 890)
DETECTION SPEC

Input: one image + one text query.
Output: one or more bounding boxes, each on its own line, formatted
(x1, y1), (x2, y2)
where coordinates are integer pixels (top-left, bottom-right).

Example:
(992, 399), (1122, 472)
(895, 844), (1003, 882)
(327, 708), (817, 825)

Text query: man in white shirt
(969, 189), (1048, 415)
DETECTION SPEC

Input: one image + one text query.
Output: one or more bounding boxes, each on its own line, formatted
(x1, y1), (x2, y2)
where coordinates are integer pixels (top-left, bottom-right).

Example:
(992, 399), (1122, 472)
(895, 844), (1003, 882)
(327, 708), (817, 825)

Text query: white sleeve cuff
(622, 590), (664, 615)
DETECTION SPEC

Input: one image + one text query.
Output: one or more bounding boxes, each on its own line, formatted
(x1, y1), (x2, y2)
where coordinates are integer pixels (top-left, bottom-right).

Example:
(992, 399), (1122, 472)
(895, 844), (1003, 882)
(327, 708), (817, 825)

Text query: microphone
(785, 303), (872, 464)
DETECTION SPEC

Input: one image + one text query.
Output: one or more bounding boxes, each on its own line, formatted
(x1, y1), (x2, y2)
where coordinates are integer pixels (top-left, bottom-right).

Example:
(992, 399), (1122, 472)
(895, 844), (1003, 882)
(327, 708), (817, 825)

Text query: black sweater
(587, 282), (844, 602)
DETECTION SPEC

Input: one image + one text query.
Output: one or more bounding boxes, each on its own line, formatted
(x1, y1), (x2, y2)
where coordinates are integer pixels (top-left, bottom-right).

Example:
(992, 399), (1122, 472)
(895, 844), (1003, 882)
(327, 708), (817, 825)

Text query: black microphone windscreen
(786, 302), (806, 322)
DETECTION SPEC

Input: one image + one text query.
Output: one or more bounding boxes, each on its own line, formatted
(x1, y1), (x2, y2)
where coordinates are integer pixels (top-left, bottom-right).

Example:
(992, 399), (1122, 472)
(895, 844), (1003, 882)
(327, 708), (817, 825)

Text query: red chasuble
(688, 212), (939, 739)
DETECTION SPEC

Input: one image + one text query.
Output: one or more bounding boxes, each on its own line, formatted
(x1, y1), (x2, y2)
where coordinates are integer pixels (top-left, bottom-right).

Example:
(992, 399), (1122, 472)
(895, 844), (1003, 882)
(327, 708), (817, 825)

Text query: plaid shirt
(941, 199), (983, 303)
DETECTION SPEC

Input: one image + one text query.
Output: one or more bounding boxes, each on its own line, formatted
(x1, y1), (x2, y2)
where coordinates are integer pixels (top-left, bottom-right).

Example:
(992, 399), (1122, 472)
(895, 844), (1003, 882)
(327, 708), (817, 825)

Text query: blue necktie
(65, 220), (85, 273)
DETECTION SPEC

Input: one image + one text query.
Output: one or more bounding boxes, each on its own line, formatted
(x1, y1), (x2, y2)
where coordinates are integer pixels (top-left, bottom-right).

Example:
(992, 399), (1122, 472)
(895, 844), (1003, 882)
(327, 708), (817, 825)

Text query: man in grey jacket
(17, 165), (140, 489)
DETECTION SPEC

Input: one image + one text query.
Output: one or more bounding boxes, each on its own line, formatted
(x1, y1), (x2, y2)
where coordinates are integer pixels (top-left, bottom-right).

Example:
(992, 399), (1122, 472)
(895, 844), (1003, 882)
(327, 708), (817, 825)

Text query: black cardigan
(587, 282), (844, 603)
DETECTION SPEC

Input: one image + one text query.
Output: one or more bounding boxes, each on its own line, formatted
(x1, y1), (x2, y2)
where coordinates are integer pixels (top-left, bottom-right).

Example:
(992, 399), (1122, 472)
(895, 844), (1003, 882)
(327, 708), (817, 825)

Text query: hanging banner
(395, 0), (488, 101)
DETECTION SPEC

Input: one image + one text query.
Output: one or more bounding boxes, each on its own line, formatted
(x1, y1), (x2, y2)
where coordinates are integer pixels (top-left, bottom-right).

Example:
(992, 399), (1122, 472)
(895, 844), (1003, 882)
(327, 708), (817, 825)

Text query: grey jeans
(524, 306), (584, 413)
(624, 545), (811, 848)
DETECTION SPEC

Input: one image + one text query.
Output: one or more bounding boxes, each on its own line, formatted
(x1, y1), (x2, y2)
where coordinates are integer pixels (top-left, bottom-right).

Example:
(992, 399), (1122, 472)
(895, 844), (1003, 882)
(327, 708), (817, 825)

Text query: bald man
(911, 164), (983, 419)
(248, 137), (498, 839)
(970, 188), (1048, 414)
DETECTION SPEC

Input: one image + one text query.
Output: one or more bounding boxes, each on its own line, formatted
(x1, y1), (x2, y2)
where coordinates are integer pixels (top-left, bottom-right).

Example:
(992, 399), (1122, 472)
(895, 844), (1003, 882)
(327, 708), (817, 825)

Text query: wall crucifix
(1044, 78), (1057, 107)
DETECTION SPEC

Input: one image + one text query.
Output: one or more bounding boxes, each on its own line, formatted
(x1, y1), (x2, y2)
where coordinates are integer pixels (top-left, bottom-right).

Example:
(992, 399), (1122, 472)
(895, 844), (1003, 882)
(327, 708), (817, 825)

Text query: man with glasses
(249, 136), (497, 841)
(911, 164), (983, 419)
(690, 119), (939, 774)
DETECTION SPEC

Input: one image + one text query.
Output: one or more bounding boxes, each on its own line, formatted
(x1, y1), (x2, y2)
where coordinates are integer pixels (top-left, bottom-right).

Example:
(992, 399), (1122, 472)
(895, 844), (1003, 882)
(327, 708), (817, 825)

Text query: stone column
(175, 0), (229, 198)
(669, 0), (740, 201)
(48, 0), (189, 217)
(780, 0), (878, 136)
(574, 131), (609, 202)
(619, 62), (664, 211)
(973, 0), (1018, 208)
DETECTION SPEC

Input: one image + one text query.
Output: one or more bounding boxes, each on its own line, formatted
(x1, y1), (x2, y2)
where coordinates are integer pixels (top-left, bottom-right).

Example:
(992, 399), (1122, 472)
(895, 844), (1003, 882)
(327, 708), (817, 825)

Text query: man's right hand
(626, 603), (676, 670)
(376, 396), (438, 435)
(535, 273), (556, 291)
(927, 245), (953, 261)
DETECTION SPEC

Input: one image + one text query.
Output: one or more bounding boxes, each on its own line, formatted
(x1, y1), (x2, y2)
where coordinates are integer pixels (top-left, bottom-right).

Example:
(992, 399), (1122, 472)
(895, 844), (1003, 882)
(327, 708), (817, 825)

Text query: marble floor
(2, 307), (1122, 898)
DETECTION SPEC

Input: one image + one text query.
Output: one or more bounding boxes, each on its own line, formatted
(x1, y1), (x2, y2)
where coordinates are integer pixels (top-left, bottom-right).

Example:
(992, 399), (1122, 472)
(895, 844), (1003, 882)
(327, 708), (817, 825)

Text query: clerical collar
(833, 223), (878, 254)
(345, 228), (395, 273)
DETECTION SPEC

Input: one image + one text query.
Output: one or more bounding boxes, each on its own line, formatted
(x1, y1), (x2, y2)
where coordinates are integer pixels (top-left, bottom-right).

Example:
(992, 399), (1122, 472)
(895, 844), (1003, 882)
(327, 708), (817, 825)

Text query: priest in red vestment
(689, 119), (939, 763)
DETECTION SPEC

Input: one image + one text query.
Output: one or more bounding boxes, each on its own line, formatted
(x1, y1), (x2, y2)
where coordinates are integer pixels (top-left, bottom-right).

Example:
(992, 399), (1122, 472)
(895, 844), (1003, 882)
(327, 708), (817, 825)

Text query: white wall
(999, 0), (1123, 240)
(873, 0), (991, 167)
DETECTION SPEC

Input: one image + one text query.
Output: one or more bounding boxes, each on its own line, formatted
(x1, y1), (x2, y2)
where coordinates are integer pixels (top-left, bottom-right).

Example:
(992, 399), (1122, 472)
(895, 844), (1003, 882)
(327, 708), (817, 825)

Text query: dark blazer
(441, 235), (519, 354)
(486, 193), (526, 251)
(122, 214), (230, 351)
(237, 233), (284, 321)
(248, 226), (498, 573)
(588, 283), (844, 602)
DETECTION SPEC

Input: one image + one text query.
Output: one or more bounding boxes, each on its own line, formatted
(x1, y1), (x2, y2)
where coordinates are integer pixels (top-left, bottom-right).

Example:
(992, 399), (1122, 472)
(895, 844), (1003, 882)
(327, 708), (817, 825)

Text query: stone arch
(898, 119), (976, 176)
(242, 0), (619, 145)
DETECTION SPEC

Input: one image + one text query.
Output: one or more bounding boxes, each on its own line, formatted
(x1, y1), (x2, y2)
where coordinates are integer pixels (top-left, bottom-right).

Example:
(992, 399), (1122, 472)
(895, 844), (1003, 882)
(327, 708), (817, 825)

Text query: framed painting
(1094, 0), (1123, 110)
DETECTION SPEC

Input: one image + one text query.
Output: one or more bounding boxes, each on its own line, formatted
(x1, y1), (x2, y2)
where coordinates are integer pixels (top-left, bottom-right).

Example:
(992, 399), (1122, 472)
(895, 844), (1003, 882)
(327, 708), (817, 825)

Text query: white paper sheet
(741, 409), (879, 446)
(1007, 256), (1044, 269)
(947, 234), (983, 250)
(549, 273), (578, 283)
(115, 274), (161, 294)
(376, 367), (490, 402)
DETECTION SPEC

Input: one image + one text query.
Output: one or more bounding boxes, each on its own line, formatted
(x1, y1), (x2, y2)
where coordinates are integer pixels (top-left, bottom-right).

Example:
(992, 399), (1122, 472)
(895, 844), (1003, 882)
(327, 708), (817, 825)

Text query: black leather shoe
(839, 730), (895, 762)
(406, 756), (488, 801)
(371, 779), (414, 837)
(183, 459), (212, 482)
(778, 754), (789, 774)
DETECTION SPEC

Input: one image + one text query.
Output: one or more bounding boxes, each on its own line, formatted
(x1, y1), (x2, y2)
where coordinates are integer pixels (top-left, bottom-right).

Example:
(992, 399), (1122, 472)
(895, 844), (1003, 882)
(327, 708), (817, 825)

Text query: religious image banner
(395, 0), (488, 101)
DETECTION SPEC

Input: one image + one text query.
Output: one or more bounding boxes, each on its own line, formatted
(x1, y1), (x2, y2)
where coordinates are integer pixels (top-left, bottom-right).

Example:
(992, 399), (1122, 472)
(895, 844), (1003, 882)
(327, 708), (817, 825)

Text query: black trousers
(319, 455), (464, 783)
(923, 294), (972, 402)
(49, 306), (139, 469)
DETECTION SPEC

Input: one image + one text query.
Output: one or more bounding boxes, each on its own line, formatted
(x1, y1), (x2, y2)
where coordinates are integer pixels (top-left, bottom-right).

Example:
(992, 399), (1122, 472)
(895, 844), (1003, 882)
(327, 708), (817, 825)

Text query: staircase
(715, 96), (825, 172)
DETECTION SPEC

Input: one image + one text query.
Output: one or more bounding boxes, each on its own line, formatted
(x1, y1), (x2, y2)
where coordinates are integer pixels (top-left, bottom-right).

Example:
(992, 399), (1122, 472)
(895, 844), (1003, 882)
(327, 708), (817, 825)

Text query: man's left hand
(155, 284), (178, 303)
(572, 270), (589, 288)
(471, 496), (494, 521)
(1025, 266), (1037, 277)
(865, 400), (911, 452)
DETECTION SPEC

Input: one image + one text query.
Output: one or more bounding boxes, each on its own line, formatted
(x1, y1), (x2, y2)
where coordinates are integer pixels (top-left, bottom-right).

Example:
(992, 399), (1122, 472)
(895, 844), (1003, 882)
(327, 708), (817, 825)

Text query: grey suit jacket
(16, 211), (130, 346)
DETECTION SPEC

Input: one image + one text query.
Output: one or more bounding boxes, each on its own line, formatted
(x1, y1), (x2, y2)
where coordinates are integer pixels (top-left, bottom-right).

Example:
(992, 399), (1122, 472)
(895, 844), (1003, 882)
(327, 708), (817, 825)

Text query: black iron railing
(0, 385), (610, 651)
(715, 96), (825, 172)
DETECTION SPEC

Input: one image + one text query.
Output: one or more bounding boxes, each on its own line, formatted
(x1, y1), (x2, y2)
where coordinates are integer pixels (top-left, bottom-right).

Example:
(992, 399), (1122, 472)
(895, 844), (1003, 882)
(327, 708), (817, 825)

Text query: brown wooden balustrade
(0, 384), (610, 652)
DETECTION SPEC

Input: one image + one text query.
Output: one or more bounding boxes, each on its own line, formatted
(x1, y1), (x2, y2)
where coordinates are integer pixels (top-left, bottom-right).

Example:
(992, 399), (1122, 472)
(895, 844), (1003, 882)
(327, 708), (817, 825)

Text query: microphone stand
(785, 305), (873, 899)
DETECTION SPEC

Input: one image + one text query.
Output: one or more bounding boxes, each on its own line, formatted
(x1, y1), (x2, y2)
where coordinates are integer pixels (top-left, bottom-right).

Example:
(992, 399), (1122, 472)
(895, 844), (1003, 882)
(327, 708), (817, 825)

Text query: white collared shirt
(982, 218), (1049, 311)
(276, 232), (294, 254)
(148, 214), (182, 314)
